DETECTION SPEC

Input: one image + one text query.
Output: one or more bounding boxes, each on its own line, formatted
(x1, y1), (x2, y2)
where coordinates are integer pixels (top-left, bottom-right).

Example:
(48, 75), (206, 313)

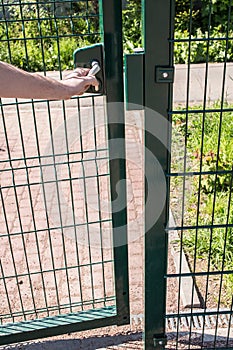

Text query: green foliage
(173, 104), (233, 193)
(175, 0), (233, 33)
(175, 0), (201, 32)
(0, 0), (232, 69)
(174, 26), (233, 64)
(0, 1), (99, 71)
(183, 226), (233, 303)
(172, 104), (233, 302)
(121, 0), (233, 62)
(174, 0), (233, 62)
(122, 0), (142, 53)
(197, 0), (233, 32)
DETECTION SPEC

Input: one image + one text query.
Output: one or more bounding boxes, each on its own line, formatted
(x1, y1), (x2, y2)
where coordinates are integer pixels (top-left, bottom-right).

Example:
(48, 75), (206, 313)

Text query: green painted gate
(0, 0), (129, 345)
(142, 0), (233, 349)
(1, 0), (233, 349)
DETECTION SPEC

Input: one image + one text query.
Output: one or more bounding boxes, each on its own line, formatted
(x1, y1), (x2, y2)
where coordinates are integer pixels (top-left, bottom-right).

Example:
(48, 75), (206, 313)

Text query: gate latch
(155, 66), (174, 83)
(73, 43), (105, 94)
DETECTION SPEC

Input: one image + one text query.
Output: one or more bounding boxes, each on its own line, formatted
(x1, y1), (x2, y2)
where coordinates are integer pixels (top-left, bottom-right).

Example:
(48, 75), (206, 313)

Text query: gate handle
(88, 61), (101, 92)
(88, 60), (101, 76)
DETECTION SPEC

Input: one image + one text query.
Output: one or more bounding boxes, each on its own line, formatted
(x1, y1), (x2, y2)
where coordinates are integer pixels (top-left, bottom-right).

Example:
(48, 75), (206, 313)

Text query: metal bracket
(155, 66), (174, 83)
(153, 335), (167, 348)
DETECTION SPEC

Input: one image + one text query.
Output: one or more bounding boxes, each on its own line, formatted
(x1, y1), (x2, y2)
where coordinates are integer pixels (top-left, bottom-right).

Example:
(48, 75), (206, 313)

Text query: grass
(171, 103), (233, 305)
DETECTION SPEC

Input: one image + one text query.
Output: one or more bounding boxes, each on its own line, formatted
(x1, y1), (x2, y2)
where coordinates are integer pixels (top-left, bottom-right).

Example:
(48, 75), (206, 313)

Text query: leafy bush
(174, 26), (233, 64)
(175, 0), (233, 33)
(122, 0), (142, 53)
(0, 1), (99, 71)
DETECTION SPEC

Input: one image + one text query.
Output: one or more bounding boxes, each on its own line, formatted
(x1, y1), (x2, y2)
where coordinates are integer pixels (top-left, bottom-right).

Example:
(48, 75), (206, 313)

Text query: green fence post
(100, 0), (130, 325)
(144, 0), (174, 348)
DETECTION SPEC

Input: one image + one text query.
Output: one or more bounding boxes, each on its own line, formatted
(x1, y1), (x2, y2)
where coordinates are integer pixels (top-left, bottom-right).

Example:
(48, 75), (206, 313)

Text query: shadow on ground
(1, 332), (143, 350)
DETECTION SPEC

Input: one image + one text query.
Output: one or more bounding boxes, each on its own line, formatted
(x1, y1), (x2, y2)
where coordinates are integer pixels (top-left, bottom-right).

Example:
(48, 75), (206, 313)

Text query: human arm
(0, 61), (98, 100)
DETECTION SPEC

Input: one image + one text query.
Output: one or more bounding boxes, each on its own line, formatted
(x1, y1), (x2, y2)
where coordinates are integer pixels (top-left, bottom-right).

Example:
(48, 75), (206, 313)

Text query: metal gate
(0, 0), (129, 345)
(1, 0), (233, 349)
(143, 0), (233, 349)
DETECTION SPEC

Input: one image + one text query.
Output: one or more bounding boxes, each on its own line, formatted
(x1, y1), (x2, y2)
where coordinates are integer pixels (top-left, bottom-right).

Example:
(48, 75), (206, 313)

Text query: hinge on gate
(153, 335), (167, 348)
(155, 66), (175, 83)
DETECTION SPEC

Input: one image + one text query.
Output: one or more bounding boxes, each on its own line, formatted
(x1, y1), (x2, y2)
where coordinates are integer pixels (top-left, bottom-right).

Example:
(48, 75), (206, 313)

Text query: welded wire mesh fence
(0, 0), (100, 71)
(167, 0), (233, 348)
(0, 0), (118, 341)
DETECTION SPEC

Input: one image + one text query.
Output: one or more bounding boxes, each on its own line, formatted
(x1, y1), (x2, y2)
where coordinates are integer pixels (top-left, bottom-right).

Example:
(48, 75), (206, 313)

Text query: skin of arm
(0, 61), (98, 100)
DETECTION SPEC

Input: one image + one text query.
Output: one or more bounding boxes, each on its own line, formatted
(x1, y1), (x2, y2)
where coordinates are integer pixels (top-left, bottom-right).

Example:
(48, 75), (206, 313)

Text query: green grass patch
(171, 103), (233, 304)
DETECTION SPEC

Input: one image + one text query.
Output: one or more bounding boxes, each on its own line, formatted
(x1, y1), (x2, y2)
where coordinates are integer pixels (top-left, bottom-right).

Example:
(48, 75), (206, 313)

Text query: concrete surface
(174, 63), (233, 104)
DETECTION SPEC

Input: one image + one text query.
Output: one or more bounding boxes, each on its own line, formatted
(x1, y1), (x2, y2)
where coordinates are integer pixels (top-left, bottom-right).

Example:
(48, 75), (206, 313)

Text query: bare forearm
(0, 62), (97, 100)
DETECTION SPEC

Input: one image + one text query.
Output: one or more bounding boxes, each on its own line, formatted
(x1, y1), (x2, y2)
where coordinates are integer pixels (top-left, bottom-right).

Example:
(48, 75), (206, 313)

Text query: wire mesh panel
(167, 0), (233, 348)
(0, 0), (129, 345)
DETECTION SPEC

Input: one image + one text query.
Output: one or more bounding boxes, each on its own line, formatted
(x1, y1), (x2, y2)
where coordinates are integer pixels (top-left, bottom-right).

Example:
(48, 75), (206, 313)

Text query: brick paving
(0, 96), (145, 326)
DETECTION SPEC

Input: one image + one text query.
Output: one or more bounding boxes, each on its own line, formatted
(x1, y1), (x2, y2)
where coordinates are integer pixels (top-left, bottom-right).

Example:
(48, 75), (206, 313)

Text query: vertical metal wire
(226, 295), (233, 348)
(74, 98), (85, 310)
(91, 96), (107, 305)
(212, 1), (232, 346)
(0, 258), (13, 324)
(34, 0), (62, 315)
(77, 106), (96, 308)
(46, 13), (73, 309)
(30, 103), (50, 317)
(32, 0), (58, 318)
(214, 167), (233, 346)
(0, 103), (26, 320)
(197, 2), (214, 346)
(176, 1), (193, 347)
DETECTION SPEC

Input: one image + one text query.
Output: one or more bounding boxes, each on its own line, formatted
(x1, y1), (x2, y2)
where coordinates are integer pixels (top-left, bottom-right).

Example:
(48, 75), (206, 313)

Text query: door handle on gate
(88, 61), (102, 93)
(73, 43), (105, 94)
(88, 61), (101, 76)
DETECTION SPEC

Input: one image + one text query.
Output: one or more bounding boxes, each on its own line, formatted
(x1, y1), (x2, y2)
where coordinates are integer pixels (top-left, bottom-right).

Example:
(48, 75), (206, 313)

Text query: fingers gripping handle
(88, 61), (101, 76)
(73, 44), (105, 94)
(88, 61), (101, 92)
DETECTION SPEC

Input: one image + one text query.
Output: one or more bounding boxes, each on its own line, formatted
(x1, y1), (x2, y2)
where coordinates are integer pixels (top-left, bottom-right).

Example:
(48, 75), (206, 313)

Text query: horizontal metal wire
(0, 95), (102, 108)
(0, 0), (96, 6)
(0, 218), (112, 239)
(0, 260), (114, 281)
(167, 309), (233, 320)
(0, 18), (99, 26)
(0, 149), (108, 165)
(169, 107), (233, 115)
(0, 33), (100, 42)
(166, 310), (233, 330)
(167, 170), (233, 177)
(170, 37), (233, 42)
(167, 223), (233, 231)
(0, 173), (109, 190)
(166, 269), (233, 279)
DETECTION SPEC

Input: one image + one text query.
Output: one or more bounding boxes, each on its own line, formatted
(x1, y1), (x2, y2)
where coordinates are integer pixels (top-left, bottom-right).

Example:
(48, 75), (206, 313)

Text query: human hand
(63, 68), (99, 96)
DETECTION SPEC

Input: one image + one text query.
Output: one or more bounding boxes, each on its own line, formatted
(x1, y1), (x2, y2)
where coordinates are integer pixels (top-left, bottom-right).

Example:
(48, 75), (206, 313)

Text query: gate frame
(143, 0), (175, 348)
(0, 0), (129, 345)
